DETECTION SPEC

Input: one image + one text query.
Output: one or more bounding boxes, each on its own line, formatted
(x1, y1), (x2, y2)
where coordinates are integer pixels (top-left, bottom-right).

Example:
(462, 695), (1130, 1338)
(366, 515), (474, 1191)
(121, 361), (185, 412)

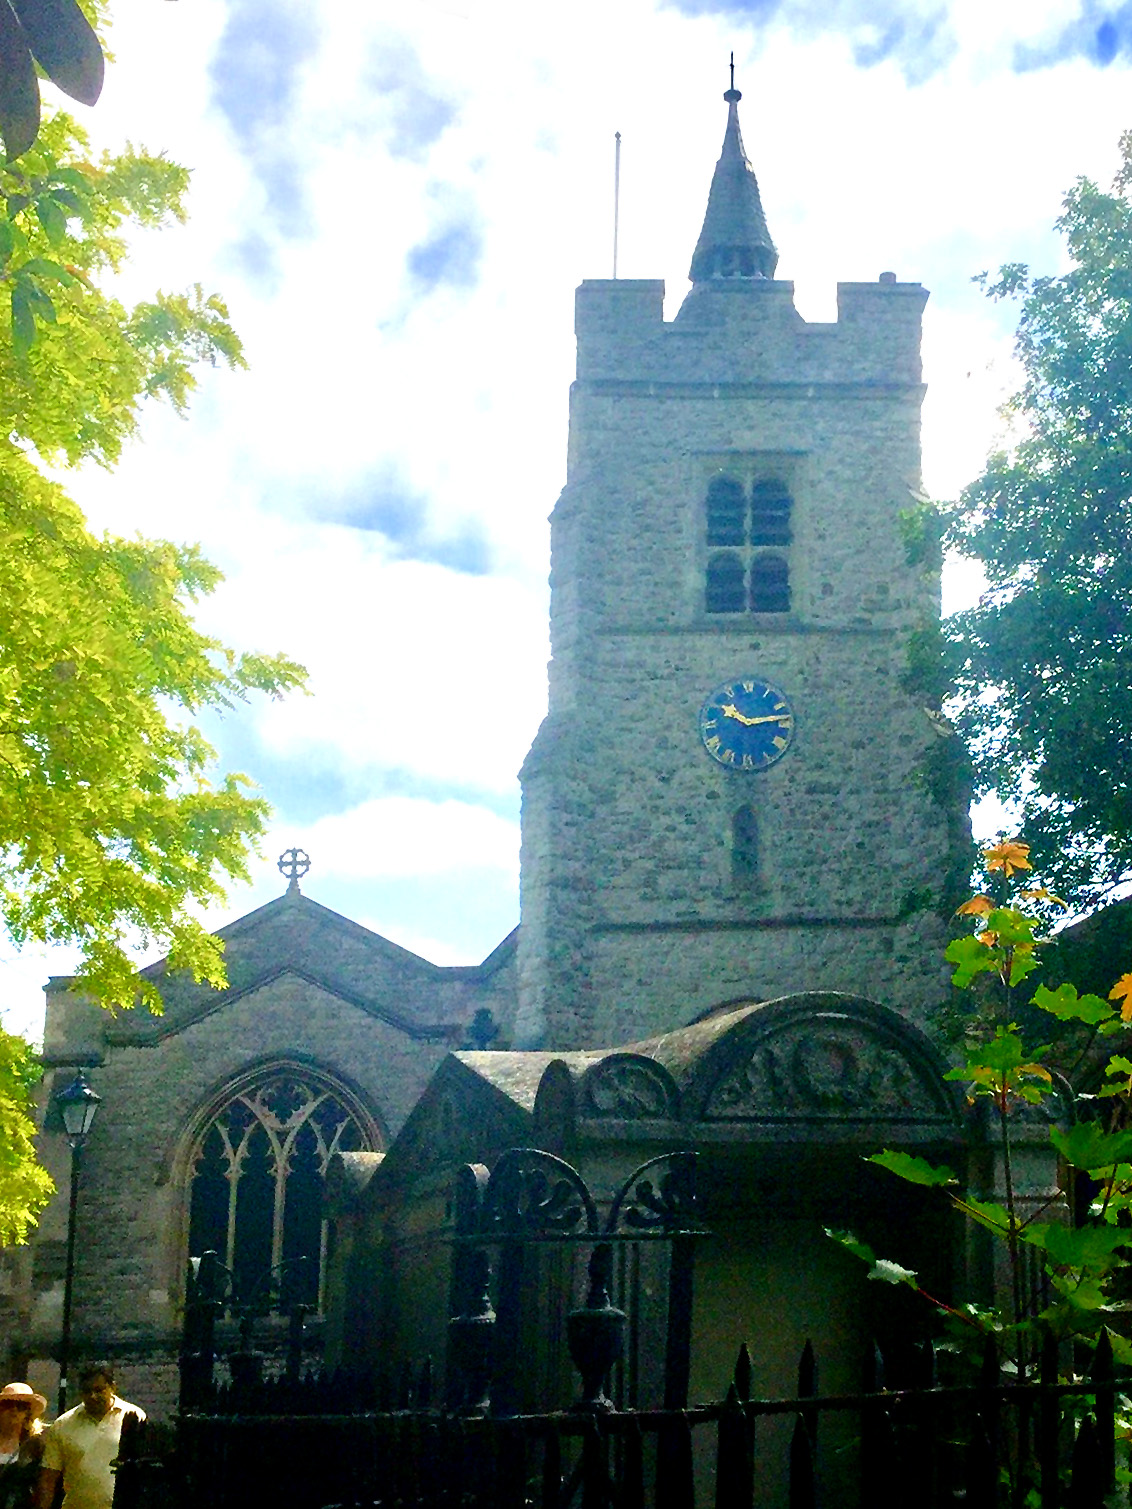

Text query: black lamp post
(54, 1070), (101, 1415)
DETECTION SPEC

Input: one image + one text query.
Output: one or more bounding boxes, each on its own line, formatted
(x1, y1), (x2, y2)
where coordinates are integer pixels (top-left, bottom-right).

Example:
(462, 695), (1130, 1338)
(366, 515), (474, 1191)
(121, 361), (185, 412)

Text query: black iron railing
(111, 1147), (1124, 1509)
(115, 1333), (1122, 1509)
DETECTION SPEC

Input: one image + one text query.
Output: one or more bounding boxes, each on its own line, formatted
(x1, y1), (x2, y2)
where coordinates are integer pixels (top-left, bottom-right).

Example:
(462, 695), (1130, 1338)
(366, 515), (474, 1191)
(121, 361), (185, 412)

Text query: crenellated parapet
(573, 275), (927, 390)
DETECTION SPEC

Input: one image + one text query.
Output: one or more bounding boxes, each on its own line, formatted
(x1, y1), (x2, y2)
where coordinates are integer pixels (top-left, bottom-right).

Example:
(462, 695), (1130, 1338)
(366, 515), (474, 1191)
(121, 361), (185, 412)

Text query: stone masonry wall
(30, 978), (456, 1349)
(17, 903), (519, 1416)
(517, 274), (962, 1049)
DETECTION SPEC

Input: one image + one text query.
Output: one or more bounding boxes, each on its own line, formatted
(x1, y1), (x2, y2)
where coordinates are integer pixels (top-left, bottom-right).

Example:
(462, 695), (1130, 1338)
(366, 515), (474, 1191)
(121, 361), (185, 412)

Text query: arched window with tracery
(187, 1068), (376, 1312)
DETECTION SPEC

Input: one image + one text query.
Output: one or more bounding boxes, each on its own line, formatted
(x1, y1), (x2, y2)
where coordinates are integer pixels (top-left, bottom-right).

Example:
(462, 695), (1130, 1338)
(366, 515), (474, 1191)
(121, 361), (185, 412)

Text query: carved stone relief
(704, 1020), (944, 1121)
(581, 1057), (678, 1120)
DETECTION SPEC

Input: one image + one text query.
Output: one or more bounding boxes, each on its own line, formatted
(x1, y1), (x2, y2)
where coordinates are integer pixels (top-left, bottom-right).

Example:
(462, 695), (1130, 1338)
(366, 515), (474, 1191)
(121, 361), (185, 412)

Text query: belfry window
(706, 553), (746, 614)
(749, 553), (791, 613)
(705, 476), (746, 545)
(749, 481), (793, 545)
(703, 474), (793, 615)
(187, 1070), (371, 1312)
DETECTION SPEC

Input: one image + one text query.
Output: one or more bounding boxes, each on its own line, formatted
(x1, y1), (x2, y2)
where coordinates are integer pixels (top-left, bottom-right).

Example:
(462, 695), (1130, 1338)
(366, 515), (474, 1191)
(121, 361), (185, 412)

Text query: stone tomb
(325, 991), (968, 1413)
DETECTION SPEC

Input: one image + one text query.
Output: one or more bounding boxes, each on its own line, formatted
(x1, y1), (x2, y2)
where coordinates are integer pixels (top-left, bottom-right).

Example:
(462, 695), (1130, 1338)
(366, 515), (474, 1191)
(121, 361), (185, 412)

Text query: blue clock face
(699, 679), (795, 770)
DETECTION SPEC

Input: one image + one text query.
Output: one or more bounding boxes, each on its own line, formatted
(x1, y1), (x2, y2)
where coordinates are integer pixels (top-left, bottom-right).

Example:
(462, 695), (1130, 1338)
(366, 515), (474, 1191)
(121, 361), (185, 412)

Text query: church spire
(688, 60), (778, 283)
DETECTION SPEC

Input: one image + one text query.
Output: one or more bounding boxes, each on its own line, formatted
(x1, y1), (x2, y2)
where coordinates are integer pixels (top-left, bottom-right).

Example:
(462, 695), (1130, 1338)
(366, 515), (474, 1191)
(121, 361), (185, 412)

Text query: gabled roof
(331, 1052), (540, 1213)
(48, 887), (517, 1047)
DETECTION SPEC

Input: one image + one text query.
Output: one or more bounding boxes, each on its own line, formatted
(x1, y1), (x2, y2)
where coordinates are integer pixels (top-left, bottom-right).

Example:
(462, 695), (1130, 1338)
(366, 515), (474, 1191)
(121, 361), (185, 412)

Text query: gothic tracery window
(703, 473), (793, 615)
(187, 1071), (371, 1311)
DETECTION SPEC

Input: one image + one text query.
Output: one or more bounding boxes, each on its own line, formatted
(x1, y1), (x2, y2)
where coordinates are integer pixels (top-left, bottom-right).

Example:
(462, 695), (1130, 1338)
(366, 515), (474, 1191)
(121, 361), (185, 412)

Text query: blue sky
(3, 0), (1132, 1037)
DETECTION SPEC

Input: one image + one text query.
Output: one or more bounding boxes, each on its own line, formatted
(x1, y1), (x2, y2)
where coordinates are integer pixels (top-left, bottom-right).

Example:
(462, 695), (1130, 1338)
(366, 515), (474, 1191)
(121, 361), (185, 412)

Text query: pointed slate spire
(688, 62), (777, 283)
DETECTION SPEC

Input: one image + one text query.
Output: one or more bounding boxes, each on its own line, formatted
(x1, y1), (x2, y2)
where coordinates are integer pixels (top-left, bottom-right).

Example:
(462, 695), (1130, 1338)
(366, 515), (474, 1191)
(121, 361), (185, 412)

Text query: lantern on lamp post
(54, 1070), (101, 1414)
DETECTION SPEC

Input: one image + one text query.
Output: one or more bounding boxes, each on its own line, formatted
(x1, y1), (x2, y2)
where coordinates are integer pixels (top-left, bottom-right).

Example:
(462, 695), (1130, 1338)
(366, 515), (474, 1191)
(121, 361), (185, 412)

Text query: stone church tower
(516, 81), (962, 1050)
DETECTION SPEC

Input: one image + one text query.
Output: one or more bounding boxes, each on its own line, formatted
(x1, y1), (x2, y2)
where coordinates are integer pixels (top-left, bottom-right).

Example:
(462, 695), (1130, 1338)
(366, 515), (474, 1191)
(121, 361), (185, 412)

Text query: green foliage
(1031, 982), (1114, 1026)
(1098, 1054), (1132, 1100)
(941, 132), (1132, 907)
(0, 1030), (53, 1243)
(0, 71), (314, 1256)
(0, 457), (305, 1009)
(0, 115), (242, 463)
(825, 1229), (921, 1288)
(0, 98), (307, 1245)
(866, 1150), (957, 1187)
(945, 908), (1042, 990)
(943, 1024), (1052, 1103)
(837, 843), (1132, 1374)
(0, 108), (305, 1015)
(945, 932), (1005, 988)
(902, 622), (952, 710)
(898, 497), (943, 572)
(1049, 1121), (1132, 1173)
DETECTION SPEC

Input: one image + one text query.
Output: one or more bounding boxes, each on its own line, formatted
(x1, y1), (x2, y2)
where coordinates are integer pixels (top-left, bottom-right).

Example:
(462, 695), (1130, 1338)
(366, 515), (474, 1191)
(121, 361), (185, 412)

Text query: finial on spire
(278, 847), (311, 894)
(725, 51), (740, 103)
(687, 64), (777, 284)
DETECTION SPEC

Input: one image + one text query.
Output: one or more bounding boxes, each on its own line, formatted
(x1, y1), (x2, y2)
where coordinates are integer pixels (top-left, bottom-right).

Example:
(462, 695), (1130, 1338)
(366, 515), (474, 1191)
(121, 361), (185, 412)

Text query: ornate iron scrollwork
(446, 1147), (705, 1419)
(606, 1150), (701, 1237)
(479, 1148), (600, 1239)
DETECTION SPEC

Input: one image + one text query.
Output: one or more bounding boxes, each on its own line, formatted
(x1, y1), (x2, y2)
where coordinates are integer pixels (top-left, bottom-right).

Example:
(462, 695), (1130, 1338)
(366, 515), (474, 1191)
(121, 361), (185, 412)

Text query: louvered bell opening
(706, 552), (746, 613)
(705, 476), (746, 545)
(749, 553), (790, 613)
(749, 480), (793, 545)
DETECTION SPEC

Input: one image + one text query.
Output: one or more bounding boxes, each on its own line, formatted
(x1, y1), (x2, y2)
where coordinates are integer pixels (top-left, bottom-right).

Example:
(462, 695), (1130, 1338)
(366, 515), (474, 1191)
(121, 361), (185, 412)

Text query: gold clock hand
(720, 706), (791, 728)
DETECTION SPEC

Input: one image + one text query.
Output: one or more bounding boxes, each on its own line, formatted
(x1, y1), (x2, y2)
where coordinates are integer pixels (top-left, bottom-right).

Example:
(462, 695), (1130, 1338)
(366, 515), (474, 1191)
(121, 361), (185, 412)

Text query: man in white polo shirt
(35, 1362), (144, 1509)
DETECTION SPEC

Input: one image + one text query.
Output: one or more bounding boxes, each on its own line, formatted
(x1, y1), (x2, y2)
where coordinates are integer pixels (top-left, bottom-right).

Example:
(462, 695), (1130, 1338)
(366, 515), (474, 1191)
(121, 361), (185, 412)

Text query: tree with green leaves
(0, 1033), (53, 1244)
(0, 110), (305, 1235)
(942, 131), (1132, 908)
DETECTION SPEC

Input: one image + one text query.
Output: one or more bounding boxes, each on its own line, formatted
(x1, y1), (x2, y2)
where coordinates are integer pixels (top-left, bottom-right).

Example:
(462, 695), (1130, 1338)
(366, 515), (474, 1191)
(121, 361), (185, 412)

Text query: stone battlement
(575, 276), (927, 388)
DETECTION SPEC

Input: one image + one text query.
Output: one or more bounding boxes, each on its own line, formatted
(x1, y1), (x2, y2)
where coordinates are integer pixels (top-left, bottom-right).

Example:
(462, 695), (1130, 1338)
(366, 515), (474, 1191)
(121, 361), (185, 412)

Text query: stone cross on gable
(278, 847), (311, 894)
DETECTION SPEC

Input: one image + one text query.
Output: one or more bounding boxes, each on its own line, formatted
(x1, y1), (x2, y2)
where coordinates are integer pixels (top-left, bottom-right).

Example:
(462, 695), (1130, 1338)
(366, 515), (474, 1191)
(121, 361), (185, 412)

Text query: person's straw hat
(0, 1382), (47, 1418)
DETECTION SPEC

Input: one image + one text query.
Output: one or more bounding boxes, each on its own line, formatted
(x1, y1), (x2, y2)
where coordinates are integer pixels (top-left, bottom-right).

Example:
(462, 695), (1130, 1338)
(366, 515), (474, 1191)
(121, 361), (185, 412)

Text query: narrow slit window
(732, 806), (759, 880)
(706, 553), (746, 614)
(749, 553), (791, 613)
(705, 476), (746, 545)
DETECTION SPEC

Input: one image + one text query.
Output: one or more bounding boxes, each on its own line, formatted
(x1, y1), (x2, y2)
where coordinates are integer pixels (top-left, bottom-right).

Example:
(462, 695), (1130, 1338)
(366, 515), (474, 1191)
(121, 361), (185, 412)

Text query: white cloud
(286, 795), (519, 881)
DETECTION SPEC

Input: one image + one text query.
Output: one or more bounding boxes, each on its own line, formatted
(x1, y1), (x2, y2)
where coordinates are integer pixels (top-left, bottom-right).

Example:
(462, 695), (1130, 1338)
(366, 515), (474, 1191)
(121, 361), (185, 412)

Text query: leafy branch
(836, 840), (1132, 1376)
